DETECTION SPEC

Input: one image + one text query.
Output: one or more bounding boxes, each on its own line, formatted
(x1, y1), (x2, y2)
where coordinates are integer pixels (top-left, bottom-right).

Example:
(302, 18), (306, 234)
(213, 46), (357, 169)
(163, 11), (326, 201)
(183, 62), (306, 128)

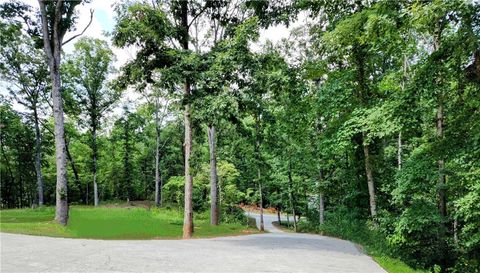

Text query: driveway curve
(1, 212), (386, 273)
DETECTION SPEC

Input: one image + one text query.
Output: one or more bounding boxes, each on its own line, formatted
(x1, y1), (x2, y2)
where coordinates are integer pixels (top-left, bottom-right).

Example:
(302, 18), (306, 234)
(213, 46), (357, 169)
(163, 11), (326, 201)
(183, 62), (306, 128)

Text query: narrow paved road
(1, 213), (386, 272)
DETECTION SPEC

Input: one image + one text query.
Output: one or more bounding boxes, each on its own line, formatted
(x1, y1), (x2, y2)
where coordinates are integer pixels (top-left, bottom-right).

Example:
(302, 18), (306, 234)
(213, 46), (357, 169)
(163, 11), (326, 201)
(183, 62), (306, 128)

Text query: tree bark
(397, 131), (402, 171)
(398, 54), (407, 171)
(208, 125), (219, 225)
(318, 168), (325, 225)
(437, 103), (447, 217)
(362, 133), (377, 218)
(433, 26), (447, 219)
(255, 115), (264, 232)
(183, 96), (194, 238)
(258, 170), (264, 231)
(51, 62), (69, 225)
(288, 161), (297, 232)
(38, 0), (69, 225)
(318, 193), (325, 224)
(92, 127), (99, 206)
(179, 0), (194, 239)
(154, 118), (161, 207)
(33, 107), (44, 206)
(277, 210), (281, 225)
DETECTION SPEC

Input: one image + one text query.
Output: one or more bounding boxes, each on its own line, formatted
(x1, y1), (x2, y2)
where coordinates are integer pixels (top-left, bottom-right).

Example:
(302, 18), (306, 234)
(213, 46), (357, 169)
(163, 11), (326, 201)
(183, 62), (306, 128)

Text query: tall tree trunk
(154, 97), (162, 207)
(38, 0), (69, 225)
(51, 63), (68, 225)
(92, 127), (99, 206)
(433, 26), (447, 219)
(179, 0), (193, 239)
(33, 107), (44, 206)
(208, 125), (219, 225)
(288, 160), (297, 232)
(277, 209), (281, 225)
(318, 169), (325, 225)
(183, 97), (194, 238)
(155, 121), (161, 207)
(255, 116), (264, 231)
(318, 193), (325, 224)
(258, 169), (264, 231)
(398, 54), (407, 171)
(437, 102), (447, 217)
(397, 131), (402, 170)
(362, 133), (376, 218)
(433, 26), (448, 273)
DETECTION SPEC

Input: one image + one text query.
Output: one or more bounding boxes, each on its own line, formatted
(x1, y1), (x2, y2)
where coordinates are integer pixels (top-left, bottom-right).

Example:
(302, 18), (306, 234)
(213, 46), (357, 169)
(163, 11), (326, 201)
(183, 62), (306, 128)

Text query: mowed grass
(0, 206), (257, 239)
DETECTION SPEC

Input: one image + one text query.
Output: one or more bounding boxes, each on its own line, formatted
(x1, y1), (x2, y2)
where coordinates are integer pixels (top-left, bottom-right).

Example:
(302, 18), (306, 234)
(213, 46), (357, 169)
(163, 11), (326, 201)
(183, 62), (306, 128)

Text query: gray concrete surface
(1, 212), (386, 273)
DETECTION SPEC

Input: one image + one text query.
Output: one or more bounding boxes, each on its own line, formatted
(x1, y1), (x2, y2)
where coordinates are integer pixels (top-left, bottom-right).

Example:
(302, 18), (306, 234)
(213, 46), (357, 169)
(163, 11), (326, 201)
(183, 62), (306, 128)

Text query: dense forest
(0, 0), (479, 272)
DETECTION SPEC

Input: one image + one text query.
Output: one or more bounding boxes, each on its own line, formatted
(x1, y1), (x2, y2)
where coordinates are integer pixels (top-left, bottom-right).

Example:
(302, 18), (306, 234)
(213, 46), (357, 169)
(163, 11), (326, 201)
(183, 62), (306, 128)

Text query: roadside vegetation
(0, 206), (257, 239)
(276, 210), (428, 273)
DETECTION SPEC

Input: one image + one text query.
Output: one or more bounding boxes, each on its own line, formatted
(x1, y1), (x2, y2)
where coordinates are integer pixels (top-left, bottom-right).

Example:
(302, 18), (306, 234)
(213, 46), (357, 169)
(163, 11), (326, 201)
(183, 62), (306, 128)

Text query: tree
(0, 16), (48, 206)
(37, 0), (93, 225)
(0, 103), (37, 208)
(112, 0), (231, 238)
(64, 37), (118, 206)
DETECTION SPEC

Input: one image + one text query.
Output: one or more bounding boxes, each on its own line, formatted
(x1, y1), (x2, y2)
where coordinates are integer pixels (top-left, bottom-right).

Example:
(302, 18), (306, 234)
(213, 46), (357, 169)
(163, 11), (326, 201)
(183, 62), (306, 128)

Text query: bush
(221, 205), (248, 225)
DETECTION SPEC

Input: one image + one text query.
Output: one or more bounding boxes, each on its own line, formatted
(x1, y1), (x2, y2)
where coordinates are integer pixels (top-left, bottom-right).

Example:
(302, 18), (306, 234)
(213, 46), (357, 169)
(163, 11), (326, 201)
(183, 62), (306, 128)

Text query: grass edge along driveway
(0, 206), (258, 239)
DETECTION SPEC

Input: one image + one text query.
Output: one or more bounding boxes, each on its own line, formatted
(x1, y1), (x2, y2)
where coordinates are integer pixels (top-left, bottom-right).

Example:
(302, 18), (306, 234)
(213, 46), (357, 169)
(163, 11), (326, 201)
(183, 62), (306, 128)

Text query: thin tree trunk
(92, 128), (99, 206)
(277, 209), (281, 225)
(154, 104), (161, 207)
(453, 217), (459, 246)
(397, 131), (402, 170)
(437, 103), (447, 217)
(362, 133), (377, 218)
(433, 27), (449, 273)
(208, 125), (219, 225)
(433, 28), (447, 219)
(33, 107), (44, 206)
(288, 160), (297, 232)
(183, 99), (194, 237)
(258, 171), (264, 231)
(65, 138), (81, 200)
(318, 193), (325, 224)
(318, 168), (325, 224)
(180, 0), (193, 239)
(255, 115), (264, 232)
(218, 176), (222, 220)
(398, 54), (407, 171)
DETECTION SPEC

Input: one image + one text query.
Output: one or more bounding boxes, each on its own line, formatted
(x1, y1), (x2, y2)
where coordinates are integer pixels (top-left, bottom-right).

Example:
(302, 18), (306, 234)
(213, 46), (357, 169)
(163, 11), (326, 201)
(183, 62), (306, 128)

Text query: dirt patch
(271, 221), (295, 233)
(240, 204), (277, 214)
(101, 200), (154, 209)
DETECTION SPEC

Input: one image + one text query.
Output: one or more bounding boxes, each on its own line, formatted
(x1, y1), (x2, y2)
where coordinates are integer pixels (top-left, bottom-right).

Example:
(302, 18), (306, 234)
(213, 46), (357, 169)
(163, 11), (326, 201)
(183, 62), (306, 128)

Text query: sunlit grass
(0, 206), (257, 239)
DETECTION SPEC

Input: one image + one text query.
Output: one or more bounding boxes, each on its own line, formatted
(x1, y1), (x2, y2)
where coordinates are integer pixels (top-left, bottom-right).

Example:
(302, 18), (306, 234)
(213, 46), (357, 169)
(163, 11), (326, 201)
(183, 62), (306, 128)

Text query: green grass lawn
(0, 206), (258, 239)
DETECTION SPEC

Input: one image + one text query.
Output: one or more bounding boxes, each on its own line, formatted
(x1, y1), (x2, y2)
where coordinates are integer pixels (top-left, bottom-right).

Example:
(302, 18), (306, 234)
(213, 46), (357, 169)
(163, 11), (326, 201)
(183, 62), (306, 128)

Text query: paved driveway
(1, 212), (386, 272)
